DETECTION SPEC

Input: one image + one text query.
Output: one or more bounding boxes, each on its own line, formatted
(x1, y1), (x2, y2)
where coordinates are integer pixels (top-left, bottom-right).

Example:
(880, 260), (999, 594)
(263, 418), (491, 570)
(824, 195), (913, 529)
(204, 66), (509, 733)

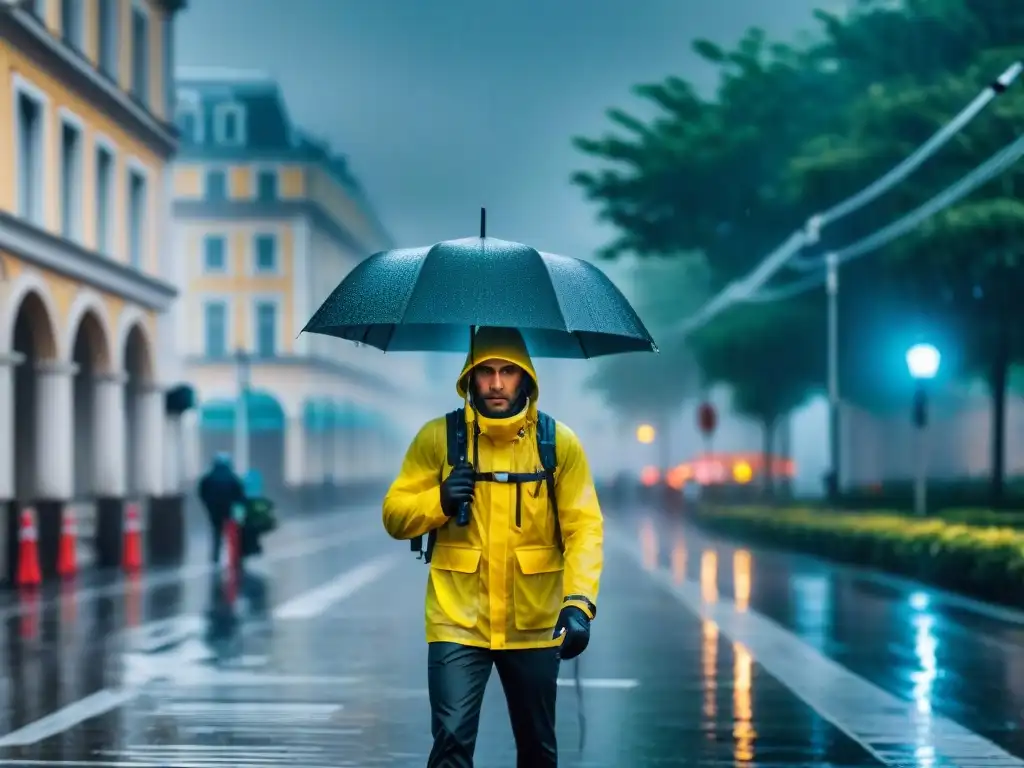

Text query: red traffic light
(697, 402), (717, 435)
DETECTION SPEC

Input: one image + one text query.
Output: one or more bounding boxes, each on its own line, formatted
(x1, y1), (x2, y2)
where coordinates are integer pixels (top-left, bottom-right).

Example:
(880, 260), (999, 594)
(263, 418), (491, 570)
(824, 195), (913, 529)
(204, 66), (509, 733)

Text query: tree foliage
(690, 301), (825, 424)
(585, 257), (708, 419)
(573, 0), (1024, 501)
(783, 2), (1024, 498)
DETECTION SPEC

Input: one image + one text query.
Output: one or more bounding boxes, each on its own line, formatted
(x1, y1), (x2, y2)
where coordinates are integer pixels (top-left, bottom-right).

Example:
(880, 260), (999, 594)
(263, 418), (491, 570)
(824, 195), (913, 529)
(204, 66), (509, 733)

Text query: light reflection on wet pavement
(0, 507), (1021, 765)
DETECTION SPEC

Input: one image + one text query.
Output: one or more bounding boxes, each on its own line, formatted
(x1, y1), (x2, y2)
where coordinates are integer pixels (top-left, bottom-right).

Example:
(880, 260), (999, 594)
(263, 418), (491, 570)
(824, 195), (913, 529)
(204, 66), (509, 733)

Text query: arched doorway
(199, 390), (286, 499)
(70, 311), (112, 499)
(123, 324), (153, 497)
(12, 291), (58, 503)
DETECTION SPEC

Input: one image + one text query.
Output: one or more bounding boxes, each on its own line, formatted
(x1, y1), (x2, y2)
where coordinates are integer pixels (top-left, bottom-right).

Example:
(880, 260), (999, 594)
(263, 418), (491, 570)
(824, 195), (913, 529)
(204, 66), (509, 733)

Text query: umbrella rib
(575, 331), (590, 359)
(534, 254), (572, 335)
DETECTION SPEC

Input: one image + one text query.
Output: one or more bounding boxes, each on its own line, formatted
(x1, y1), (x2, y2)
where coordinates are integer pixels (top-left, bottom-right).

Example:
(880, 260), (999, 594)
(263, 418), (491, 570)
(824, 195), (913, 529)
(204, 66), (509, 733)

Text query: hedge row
(691, 505), (1024, 607)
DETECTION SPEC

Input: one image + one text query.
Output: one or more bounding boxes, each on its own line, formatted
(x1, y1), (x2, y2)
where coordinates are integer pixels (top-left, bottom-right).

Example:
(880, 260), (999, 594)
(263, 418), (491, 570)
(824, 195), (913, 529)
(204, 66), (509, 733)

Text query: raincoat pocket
(428, 544), (482, 629)
(512, 546), (564, 631)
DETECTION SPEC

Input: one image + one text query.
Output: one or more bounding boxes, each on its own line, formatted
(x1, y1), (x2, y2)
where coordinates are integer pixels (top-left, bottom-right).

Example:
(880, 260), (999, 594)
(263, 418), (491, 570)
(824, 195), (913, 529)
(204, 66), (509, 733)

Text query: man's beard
(475, 387), (526, 418)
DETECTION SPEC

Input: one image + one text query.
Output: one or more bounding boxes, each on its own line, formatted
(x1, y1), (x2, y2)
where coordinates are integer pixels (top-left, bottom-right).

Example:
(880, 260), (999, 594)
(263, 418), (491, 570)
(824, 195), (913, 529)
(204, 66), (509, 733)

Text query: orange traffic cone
(57, 506), (77, 578)
(16, 507), (41, 587)
(122, 503), (142, 572)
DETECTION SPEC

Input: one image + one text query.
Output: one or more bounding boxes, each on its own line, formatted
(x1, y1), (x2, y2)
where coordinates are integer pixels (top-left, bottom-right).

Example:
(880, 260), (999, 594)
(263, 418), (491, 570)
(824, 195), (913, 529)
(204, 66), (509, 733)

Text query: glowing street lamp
(906, 343), (940, 381)
(636, 424), (656, 444)
(906, 343), (940, 516)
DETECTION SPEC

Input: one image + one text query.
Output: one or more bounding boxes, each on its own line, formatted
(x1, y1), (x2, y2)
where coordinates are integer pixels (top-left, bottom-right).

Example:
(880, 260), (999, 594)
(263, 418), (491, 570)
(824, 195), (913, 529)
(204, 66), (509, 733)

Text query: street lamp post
(825, 251), (840, 500)
(906, 343), (940, 517)
(234, 348), (250, 475)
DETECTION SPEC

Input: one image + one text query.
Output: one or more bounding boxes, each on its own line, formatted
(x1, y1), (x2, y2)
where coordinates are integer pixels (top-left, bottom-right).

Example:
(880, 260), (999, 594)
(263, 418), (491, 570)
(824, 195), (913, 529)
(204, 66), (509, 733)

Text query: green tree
(585, 257), (708, 464)
(689, 300), (824, 494)
(572, 26), (854, 289)
(786, 31), (1024, 503)
(572, 24), (852, 460)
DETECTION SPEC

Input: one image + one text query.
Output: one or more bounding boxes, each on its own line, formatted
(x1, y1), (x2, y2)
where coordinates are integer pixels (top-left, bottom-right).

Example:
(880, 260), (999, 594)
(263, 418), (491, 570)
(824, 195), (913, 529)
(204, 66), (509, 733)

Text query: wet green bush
(692, 505), (1024, 607)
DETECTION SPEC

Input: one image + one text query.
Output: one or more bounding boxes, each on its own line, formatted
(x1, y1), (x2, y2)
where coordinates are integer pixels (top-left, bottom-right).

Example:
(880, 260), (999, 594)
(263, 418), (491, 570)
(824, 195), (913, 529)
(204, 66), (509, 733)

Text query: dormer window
(174, 90), (203, 143)
(213, 103), (246, 146)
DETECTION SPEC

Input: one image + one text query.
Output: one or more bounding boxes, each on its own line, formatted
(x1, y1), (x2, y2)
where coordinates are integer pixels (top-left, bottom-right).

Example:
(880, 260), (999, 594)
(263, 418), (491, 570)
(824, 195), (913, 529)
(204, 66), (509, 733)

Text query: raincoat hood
(456, 326), (539, 403)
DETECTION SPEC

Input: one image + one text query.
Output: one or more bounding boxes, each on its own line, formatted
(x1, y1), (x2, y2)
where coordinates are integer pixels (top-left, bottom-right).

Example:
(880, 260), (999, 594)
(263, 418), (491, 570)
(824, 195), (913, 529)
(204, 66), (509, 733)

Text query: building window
(176, 108), (197, 142)
(163, 18), (175, 118)
(203, 235), (227, 273)
(254, 235), (277, 273)
(98, 0), (118, 79)
(15, 88), (44, 226)
(204, 301), (228, 358)
(59, 117), (83, 242)
(255, 301), (277, 358)
(130, 4), (149, 105)
(256, 170), (278, 202)
(61, 0), (84, 50)
(213, 103), (246, 146)
(127, 169), (147, 269)
(205, 170), (227, 201)
(175, 90), (203, 143)
(95, 145), (114, 254)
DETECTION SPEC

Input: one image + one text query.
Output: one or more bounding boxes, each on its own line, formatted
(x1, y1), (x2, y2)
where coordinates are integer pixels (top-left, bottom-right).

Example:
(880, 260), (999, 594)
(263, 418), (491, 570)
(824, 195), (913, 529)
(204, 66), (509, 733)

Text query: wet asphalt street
(0, 507), (1021, 766)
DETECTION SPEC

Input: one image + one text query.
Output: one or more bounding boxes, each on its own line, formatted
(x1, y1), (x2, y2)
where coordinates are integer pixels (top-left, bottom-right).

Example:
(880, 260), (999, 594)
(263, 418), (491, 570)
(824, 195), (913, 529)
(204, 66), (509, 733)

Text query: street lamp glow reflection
(906, 343), (940, 380)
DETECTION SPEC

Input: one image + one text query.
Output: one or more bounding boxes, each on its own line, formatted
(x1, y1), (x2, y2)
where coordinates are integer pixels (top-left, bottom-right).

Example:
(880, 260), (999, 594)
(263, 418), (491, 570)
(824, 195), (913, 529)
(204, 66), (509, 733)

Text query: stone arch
(120, 320), (155, 384)
(65, 291), (115, 373)
(5, 274), (59, 360)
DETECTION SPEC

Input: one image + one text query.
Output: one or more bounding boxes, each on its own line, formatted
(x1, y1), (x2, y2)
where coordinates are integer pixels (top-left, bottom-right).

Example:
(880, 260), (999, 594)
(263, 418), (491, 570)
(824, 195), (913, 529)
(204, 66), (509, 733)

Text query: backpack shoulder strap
(445, 408), (466, 466)
(413, 409), (466, 563)
(536, 411), (557, 473)
(535, 411), (562, 550)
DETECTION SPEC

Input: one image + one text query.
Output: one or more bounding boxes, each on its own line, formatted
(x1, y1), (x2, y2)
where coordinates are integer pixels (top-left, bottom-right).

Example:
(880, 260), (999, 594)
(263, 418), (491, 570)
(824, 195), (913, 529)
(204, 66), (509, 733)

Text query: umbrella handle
(455, 501), (471, 527)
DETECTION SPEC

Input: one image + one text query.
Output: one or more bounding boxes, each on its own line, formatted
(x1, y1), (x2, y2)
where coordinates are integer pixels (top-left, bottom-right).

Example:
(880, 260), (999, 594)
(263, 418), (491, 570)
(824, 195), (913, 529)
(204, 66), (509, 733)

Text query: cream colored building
(0, 0), (189, 579)
(172, 68), (437, 504)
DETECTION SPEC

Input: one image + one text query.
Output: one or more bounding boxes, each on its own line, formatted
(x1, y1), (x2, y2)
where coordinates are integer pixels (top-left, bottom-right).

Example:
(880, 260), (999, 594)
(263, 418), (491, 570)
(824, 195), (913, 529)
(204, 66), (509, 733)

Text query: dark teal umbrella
(301, 209), (657, 359)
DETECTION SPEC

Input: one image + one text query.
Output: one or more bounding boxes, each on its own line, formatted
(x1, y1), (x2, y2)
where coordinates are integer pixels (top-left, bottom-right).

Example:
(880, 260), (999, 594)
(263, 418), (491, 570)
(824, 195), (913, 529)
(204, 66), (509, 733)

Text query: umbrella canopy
(302, 231), (657, 359)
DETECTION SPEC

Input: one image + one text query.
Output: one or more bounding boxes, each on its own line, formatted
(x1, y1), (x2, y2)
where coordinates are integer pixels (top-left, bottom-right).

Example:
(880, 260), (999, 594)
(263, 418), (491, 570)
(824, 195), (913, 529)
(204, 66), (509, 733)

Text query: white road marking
(0, 521), (382, 623)
(272, 553), (400, 619)
(157, 701), (340, 716)
(556, 677), (639, 689)
(615, 539), (1024, 768)
(0, 553), (397, 747)
(0, 688), (137, 748)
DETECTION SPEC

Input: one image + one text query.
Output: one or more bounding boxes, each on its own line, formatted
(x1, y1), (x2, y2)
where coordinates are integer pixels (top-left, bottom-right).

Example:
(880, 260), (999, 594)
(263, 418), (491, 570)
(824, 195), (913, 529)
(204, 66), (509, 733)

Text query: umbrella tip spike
(480, 207), (486, 239)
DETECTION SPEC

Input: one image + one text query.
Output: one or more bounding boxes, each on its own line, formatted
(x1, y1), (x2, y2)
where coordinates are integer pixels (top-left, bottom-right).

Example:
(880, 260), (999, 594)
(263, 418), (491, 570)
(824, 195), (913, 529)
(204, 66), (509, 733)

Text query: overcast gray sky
(176, 0), (827, 261)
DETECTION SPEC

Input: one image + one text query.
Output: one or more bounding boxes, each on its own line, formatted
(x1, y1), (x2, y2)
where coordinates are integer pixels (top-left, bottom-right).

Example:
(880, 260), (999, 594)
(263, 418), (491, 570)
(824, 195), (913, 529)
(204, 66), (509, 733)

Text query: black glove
(440, 462), (476, 516)
(553, 605), (590, 660)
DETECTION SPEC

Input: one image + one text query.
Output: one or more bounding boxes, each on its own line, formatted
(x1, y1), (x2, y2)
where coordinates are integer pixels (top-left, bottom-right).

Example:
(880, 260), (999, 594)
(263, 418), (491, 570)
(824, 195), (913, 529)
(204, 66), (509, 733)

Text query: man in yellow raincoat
(383, 325), (604, 768)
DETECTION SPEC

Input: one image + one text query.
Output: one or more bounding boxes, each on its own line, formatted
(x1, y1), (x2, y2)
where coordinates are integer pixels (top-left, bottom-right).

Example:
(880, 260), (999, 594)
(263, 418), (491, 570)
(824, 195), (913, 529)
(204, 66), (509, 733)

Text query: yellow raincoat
(382, 327), (604, 650)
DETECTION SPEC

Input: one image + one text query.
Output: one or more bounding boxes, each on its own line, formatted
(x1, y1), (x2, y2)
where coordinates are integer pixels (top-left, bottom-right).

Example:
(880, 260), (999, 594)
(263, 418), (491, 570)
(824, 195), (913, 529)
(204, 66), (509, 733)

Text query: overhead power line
(670, 60), (1024, 336)
(745, 131), (1024, 302)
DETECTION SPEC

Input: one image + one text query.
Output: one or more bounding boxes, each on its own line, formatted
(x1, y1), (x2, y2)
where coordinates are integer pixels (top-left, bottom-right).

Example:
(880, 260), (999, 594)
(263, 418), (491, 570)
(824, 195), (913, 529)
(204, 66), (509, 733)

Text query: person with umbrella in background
(383, 325), (602, 768)
(302, 210), (656, 766)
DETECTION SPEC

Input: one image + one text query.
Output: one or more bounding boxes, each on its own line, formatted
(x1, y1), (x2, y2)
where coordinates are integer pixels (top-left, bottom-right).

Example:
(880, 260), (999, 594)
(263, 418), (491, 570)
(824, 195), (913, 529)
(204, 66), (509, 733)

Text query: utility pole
(826, 251), (840, 501)
(234, 348), (250, 474)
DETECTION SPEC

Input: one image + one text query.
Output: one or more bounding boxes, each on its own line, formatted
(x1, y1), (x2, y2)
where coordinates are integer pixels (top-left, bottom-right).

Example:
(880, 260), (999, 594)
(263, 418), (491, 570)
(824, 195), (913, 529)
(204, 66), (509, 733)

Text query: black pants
(427, 641), (559, 768)
(210, 516), (225, 564)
